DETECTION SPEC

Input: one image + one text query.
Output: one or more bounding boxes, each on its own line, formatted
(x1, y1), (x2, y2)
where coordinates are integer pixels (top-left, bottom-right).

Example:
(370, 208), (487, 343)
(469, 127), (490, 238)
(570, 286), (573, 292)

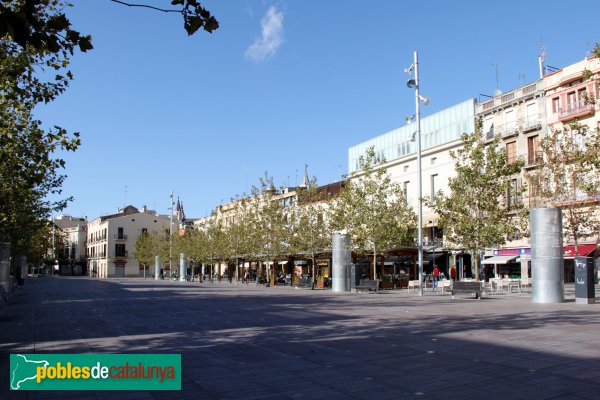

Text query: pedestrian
(244, 270), (249, 284)
(432, 265), (440, 291)
(450, 265), (457, 281)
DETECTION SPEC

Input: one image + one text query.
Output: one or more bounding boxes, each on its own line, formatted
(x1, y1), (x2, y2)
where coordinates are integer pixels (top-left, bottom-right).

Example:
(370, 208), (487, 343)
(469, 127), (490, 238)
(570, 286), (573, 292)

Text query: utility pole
(169, 191), (174, 280)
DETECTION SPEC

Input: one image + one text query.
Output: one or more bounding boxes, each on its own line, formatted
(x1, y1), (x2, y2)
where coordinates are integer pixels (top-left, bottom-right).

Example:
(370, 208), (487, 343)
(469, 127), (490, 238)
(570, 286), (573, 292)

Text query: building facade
(475, 80), (547, 280)
(54, 214), (88, 274)
(348, 99), (477, 276)
(86, 205), (171, 278)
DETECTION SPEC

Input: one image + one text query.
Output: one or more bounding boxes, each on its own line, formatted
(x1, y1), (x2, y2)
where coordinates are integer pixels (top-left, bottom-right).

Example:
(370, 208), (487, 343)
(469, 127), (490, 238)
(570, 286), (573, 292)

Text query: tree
(1, 2), (83, 249)
(289, 177), (333, 286)
(110, 1), (219, 36)
(1, 0), (218, 257)
(329, 147), (417, 279)
(427, 122), (526, 280)
(134, 231), (155, 276)
(1, 0), (217, 52)
(172, 228), (205, 278)
(223, 195), (256, 282)
(250, 173), (290, 285)
(526, 121), (600, 254)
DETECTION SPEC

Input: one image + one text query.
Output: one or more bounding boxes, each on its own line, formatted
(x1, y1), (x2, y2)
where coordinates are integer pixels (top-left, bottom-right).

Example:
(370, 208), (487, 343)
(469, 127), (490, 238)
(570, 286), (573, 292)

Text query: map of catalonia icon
(10, 354), (49, 390)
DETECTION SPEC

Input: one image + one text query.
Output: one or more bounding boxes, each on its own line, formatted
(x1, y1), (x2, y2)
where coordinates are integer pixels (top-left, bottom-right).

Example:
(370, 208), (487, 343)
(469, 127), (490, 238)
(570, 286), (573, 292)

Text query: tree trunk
(373, 246), (377, 280)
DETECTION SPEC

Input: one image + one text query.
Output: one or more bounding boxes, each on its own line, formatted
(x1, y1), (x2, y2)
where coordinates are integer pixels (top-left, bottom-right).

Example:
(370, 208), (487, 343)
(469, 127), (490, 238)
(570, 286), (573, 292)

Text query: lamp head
(406, 79), (416, 89)
(404, 64), (415, 75)
(419, 95), (430, 105)
(405, 114), (415, 124)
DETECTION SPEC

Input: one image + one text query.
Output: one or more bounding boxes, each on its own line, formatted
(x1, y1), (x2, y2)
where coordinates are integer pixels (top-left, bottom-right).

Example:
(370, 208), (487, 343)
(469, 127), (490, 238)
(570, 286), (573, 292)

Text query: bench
(451, 281), (483, 300)
(356, 279), (379, 293)
(408, 280), (421, 291)
(297, 277), (313, 289)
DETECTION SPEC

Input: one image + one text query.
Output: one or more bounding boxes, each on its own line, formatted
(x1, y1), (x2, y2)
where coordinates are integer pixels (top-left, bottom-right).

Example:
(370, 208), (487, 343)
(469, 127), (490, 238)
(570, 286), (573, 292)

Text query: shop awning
(481, 255), (518, 264)
(563, 244), (597, 259)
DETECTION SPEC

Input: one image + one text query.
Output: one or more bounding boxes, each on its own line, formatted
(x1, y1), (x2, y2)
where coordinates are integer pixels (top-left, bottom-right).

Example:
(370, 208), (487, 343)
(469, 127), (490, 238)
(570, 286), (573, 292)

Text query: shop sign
(493, 248), (531, 256)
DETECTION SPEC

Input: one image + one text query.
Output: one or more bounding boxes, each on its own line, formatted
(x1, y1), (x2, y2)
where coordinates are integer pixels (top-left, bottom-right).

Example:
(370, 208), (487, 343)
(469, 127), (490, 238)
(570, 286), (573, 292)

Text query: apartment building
(53, 214), (88, 275)
(86, 205), (171, 278)
(475, 80), (547, 280)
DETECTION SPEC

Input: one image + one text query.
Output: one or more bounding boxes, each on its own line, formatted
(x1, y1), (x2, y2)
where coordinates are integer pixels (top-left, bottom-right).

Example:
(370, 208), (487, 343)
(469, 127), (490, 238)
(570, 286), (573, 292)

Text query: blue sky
(39, 0), (600, 220)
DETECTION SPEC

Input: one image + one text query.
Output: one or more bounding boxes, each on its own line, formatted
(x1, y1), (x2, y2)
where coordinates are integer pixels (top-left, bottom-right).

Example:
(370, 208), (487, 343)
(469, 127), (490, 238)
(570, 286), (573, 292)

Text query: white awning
(481, 255), (518, 264)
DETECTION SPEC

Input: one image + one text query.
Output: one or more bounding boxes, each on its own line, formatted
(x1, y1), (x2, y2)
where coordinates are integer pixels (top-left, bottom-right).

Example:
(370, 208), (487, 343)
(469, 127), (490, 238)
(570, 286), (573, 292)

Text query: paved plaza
(1, 277), (599, 399)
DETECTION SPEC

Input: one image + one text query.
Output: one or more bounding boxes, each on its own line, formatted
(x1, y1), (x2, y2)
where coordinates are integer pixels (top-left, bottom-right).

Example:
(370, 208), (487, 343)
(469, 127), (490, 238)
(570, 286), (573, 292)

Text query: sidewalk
(1, 276), (599, 399)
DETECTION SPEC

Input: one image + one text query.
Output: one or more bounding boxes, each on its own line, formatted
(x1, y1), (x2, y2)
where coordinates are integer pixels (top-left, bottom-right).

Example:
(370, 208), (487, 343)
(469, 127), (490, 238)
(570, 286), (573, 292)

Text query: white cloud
(245, 6), (284, 62)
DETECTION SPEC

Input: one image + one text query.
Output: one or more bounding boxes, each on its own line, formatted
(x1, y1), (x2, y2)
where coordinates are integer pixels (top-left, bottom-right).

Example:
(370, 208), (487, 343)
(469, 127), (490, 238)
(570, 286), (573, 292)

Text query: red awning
(563, 244), (597, 258)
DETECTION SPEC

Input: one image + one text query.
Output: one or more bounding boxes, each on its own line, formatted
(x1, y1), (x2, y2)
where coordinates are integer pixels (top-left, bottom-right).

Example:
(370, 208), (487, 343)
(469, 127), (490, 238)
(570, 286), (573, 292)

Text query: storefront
(493, 244), (598, 283)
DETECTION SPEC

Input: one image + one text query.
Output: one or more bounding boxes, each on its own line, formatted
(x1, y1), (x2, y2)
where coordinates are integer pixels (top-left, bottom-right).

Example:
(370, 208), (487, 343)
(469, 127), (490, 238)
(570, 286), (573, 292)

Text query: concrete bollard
(332, 233), (351, 292)
(154, 256), (161, 280)
(531, 208), (564, 304)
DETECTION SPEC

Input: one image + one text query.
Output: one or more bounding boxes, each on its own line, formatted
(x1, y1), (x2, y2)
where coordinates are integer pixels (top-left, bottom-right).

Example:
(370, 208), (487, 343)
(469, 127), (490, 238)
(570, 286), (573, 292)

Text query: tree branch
(110, 0), (183, 14)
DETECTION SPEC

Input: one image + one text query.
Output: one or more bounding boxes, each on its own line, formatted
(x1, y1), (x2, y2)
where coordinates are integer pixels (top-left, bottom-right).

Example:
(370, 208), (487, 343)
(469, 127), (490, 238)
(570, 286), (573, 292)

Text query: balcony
(114, 251), (128, 258)
(114, 234), (128, 241)
(558, 100), (594, 121)
(497, 122), (519, 139)
(524, 151), (543, 169)
(521, 116), (542, 132)
(506, 196), (523, 211)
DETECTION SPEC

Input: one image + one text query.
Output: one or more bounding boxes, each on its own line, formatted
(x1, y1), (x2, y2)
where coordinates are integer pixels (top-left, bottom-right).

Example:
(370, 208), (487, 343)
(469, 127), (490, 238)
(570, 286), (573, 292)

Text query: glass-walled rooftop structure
(348, 99), (476, 173)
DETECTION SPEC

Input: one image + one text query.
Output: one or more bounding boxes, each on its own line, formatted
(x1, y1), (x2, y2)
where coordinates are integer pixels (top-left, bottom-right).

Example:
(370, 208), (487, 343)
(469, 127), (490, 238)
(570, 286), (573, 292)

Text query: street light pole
(169, 190), (173, 280)
(413, 51), (424, 296)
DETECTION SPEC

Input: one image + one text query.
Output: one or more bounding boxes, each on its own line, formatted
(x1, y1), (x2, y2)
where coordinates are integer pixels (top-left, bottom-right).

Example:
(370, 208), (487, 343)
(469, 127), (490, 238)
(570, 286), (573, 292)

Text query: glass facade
(348, 99), (476, 173)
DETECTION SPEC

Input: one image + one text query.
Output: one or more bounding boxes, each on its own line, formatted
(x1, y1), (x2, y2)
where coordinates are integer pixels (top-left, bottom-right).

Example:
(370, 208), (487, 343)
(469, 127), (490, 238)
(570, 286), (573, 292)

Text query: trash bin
(575, 256), (595, 304)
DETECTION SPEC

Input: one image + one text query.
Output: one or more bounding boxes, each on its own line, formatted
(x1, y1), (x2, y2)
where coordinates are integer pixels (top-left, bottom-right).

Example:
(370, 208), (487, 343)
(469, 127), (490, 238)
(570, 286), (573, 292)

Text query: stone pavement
(1, 276), (599, 400)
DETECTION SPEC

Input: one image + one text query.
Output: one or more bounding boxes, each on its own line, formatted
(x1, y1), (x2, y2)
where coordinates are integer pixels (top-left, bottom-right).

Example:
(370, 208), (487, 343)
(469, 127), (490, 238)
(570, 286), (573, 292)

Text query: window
(403, 165), (409, 172)
(527, 135), (539, 165)
(573, 129), (585, 150)
(506, 179), (522, 210)
(115, 244), (126, 257)
(506, 141), (517, 164)
(403, 181), (410, 204)
(430, 174), (438, 201)
(431, 157), (437, 165)
(567, 91), (576, 110)
(526, 102), (537, 126)
(117, 227), (124, 239)
(141, 228), (148, 236)
(552, 97), (560, 113)
(483, 117), (494, 140)
(504, 109), (515, 133)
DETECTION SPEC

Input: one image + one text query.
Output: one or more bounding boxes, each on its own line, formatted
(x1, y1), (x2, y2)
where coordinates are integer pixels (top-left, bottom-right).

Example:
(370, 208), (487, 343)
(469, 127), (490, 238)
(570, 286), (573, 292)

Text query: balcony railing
(506, 196), (523, 210)
(558, 100), (594, 120)
(423, 237), (444, 248)
(114, 251), (128, 258)
(114, 234), (128, 240)
(521, 116), (542, 132)
(497, 122), (519, 138)
(526, 151), (543, 167)
(475, 81), (543, 114)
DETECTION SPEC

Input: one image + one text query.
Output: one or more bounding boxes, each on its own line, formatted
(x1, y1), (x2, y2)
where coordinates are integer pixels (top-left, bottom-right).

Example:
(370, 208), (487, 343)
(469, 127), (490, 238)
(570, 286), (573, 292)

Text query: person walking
(432, 265), (440, 291)
(450, 265), (457, 281)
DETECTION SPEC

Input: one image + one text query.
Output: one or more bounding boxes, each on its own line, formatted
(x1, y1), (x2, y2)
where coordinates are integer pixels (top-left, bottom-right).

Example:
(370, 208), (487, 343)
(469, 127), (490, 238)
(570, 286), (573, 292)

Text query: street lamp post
(406, 50), (429, 296)
(169, 191), (174, 280)
(429, 219), (436, 272)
